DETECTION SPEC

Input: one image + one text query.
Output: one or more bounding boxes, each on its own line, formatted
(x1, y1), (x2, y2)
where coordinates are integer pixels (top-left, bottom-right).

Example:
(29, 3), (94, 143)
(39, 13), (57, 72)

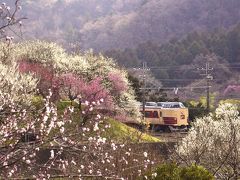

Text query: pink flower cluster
(19, 61), (114, 108)
(223, 85), (240, 96)
(108, 72), (127, 95)
(18, 61), (55, 97)
(54, 73), (113, 108)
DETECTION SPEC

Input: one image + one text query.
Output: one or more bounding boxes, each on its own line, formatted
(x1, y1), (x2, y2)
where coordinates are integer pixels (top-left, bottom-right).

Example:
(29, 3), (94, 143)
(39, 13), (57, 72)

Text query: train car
(140, 102), (189, 131)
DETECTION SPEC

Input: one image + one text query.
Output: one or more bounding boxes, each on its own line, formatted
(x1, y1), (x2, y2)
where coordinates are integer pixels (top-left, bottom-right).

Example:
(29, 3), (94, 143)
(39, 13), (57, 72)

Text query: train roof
(140, 102), (186, 108)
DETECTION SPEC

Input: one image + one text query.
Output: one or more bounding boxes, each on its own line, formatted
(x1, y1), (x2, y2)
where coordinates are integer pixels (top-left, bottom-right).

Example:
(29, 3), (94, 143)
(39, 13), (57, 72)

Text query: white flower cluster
(177, 103), (240, 179)
(0, 63), (37, 105)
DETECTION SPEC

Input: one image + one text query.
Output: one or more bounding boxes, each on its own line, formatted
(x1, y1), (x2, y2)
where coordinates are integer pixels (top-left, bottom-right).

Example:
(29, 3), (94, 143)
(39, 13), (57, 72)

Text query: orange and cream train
(131, 102), (189, 131)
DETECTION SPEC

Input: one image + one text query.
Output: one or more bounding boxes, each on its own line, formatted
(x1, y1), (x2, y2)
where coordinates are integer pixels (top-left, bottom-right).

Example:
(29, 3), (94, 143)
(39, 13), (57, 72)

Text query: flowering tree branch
(0, 0), (25, 41)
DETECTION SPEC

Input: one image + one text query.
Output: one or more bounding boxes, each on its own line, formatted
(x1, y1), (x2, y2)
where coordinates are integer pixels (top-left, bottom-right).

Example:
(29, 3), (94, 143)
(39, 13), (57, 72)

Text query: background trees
(106, 28), (240, 85)
(106, 28), (240, 103)
(19, 0), (240, 51)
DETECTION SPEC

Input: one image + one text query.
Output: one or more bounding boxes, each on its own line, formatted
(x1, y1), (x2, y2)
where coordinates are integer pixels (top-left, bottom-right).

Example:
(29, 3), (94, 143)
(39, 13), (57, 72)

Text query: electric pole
(197, 61), (213, 112)
(133, 62), (150, 120)
(142, 62), (148, 119)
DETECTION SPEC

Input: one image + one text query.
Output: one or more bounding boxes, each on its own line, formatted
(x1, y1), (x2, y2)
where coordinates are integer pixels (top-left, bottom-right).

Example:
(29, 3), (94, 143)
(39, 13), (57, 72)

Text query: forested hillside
(21, 0), (144, 48)
(106, 25), (240, 80)
(105, 26), (240, 101)
(21, 0), (240, 51)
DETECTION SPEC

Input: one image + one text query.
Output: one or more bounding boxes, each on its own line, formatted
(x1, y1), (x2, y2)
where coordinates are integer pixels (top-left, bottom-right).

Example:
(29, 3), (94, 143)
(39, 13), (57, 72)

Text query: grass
(104, 118), (160, 143)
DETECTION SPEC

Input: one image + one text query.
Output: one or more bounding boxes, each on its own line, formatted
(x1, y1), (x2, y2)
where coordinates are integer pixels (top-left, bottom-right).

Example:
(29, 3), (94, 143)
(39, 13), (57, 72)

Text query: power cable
(129, 62), (240, 70)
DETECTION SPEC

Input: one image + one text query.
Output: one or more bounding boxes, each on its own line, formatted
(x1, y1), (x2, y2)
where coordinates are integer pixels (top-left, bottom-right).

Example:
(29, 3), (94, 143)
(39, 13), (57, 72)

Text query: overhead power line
(155, 79), (224, 81)
(140, 86), (211, 91)
(129, 62), (240, 70)
(129, 66), (240, 71)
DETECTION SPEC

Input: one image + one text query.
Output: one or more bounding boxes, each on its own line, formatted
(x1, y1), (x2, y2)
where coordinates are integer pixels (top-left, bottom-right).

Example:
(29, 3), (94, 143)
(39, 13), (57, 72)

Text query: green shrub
(180, 165), (214, 180)
(185, 100), (208, 120)
(148, 163), (181, 180)
(32, 96), (44, 109)
(146, 163), (214, 180)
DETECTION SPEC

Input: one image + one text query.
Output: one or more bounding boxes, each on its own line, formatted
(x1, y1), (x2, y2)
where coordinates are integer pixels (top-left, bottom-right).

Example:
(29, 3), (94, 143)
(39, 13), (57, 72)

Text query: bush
(180, 165), (214, 180)
(148, 163), (181, 180)
(147, 163), (214, 180)
(185, 101), (208, 121)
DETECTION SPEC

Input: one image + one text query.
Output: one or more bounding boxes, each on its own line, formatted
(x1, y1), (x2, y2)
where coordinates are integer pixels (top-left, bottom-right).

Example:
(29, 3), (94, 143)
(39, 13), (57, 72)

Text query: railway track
(150, 132), (188, 142)
(125, 123), (189, 142)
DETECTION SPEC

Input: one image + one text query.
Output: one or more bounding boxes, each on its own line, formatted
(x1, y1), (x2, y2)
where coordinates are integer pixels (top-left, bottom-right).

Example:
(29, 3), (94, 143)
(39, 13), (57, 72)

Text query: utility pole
(142, 62), (148, 119)
(197, 61), (213, 112)
(133, 62), (150, 120)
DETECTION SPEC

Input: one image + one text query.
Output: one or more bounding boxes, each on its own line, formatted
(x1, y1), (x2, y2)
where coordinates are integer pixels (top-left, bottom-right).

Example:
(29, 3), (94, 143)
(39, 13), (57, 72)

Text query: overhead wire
(129, 62), (240, 70)
(130, 62), (240, 100)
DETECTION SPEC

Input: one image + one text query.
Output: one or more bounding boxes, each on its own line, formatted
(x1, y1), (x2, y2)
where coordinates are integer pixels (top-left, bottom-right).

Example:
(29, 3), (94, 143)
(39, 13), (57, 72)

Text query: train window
(153, 111), (159, 118)
(157, 102), (164, 107)
(143, 111), (159, 118)
(145, 111), (152, 118)
(145, 102), (157, 107)
(161, 102), (185, 108)
(172, 104), (180, 108)
(179, 103), (185, 108)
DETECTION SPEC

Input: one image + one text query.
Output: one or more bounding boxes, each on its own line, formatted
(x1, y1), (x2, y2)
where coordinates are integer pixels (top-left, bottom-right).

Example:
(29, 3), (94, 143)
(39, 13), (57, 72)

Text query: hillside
(105, 119), (160, 143)
(105, 26), (240, 101)
(21, 0), (240, 51)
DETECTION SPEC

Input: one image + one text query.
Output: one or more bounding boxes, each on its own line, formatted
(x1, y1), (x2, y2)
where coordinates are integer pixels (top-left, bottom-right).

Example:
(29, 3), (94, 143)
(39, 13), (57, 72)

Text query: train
(128, 102), (189, 132)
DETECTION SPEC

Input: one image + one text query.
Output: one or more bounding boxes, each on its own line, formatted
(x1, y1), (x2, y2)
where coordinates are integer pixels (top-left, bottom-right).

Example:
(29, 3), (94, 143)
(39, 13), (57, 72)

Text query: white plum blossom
(96, 114), (101, 119)
(111, 143), (117, 150)
(26, 160), (31, 164)
(50, 150), (54, 159)
(93, 122), (99, 131)
(85, 101), (89, 106)
(143, 152), (148, 158)
(152, 173), (157, 177)
(6, 16), (11, 21)
(125, 152), (130, 156)
(177, 103), (240, 179)
(60, 127), (65, 133)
